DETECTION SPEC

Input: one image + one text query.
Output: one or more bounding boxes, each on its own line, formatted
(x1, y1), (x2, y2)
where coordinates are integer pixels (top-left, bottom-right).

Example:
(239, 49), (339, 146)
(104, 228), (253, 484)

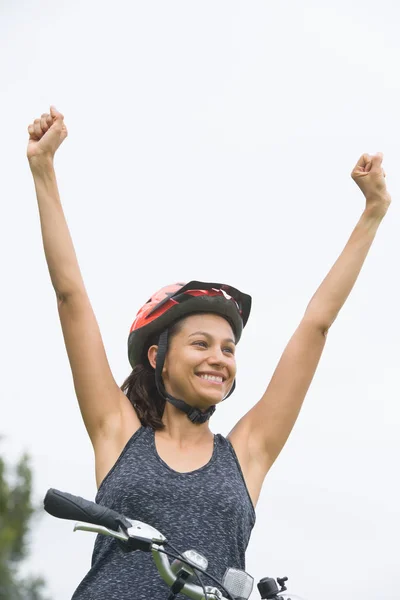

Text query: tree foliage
(0, 448), (49, 600)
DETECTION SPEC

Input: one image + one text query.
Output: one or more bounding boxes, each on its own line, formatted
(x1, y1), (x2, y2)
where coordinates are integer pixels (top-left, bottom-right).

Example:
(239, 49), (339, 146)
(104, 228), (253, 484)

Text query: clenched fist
(27, 106), (68, 168)
(351, 152), (391, 219)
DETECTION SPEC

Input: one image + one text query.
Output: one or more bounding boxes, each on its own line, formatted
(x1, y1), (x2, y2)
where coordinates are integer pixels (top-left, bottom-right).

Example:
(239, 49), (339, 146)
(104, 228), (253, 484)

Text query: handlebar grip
(44, 488), (131, 531)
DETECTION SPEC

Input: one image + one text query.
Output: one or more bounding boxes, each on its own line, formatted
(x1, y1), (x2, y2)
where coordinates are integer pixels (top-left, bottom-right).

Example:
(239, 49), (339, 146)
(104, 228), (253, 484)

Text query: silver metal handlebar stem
(151, 545), (225, 600)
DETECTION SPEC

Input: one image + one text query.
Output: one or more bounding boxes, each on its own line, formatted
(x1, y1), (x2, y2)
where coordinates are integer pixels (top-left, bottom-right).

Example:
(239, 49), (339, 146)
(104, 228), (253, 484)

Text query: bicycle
(44, 488), (306, 600)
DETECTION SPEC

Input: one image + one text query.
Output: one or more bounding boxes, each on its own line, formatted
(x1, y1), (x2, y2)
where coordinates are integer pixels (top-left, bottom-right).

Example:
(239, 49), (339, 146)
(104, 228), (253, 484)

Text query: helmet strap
(155, 330), (219, 424)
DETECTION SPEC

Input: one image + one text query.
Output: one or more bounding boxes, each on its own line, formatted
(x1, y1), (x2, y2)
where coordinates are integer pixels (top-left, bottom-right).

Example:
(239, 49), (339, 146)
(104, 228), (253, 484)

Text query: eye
(223, 346), (235, 355)
(192, 340), (207, 348)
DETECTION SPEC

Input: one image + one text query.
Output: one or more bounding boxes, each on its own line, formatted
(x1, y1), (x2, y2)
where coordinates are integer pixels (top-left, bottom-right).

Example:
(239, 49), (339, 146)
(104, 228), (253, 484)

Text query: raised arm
(27, 107), (140, 452)
(229, 153), (391, 503)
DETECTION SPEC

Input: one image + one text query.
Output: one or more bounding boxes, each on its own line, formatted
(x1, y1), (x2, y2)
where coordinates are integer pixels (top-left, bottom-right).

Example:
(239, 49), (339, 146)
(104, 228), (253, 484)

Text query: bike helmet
(128, 281), (251, 424)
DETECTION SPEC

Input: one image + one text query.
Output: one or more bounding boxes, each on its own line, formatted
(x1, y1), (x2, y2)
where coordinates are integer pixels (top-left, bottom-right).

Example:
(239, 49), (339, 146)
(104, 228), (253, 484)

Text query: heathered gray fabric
(71, 426), (255, 600)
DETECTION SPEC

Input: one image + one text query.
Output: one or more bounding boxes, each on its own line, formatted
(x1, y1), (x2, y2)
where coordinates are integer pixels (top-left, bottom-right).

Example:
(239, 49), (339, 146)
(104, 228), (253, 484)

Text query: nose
(206, 345), (230, 366)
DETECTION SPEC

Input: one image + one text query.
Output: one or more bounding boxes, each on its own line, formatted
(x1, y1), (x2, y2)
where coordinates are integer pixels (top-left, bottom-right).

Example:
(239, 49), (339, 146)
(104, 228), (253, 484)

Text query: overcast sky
(2, 1), (400, 599)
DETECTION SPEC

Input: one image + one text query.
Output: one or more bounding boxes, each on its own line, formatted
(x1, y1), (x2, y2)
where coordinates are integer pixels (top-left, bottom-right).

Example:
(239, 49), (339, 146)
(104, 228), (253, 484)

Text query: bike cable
(161, 543), (235, 600)
(165, 540), (209, 600)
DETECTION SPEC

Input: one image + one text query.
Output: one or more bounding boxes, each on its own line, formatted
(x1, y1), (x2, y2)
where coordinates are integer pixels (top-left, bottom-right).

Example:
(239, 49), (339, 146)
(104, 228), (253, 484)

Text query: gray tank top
(71, 426), (255, 600)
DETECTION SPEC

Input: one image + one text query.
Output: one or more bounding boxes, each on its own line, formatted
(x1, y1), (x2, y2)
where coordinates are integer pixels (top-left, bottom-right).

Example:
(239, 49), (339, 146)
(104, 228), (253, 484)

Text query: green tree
(0, 448), (50, 600)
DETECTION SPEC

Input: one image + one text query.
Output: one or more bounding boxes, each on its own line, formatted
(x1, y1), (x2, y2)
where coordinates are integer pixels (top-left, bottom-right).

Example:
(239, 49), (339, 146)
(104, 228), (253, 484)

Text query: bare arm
(28, 108), (140, 447)
(31, 158), (85, 299)
(229, 153), (391, 490)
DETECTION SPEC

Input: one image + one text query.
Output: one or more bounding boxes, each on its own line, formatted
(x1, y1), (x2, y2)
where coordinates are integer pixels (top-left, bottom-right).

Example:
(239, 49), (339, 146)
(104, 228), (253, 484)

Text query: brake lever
(73, 519), (166, 546)
(74, 522), (129, 541)
(126, 520), (166, 545)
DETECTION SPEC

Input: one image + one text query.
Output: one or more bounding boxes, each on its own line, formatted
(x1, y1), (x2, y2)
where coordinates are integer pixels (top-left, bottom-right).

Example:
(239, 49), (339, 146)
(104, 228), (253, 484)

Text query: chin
(187, 376), (231, 406)
(196, 386), (227, 406)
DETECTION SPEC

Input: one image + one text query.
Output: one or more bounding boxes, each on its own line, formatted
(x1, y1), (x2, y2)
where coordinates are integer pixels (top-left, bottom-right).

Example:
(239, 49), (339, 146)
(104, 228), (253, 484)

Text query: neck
(159, 402), (213, 445)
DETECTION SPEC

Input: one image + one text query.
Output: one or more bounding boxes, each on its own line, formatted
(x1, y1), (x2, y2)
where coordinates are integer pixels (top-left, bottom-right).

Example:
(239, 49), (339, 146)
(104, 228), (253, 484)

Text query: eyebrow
(188, 331), (236, 345)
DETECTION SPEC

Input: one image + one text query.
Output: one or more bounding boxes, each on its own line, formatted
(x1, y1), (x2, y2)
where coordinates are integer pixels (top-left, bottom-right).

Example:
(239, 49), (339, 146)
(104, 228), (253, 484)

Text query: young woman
(27, 107), (391, 599)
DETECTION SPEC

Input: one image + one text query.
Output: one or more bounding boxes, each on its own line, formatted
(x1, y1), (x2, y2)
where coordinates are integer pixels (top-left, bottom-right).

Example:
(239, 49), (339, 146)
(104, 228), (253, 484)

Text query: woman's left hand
(351, 152), (391, 218)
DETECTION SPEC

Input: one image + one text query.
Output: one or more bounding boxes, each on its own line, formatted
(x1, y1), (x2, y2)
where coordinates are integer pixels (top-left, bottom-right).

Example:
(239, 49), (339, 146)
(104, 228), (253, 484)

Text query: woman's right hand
(27, 106), (68, 168)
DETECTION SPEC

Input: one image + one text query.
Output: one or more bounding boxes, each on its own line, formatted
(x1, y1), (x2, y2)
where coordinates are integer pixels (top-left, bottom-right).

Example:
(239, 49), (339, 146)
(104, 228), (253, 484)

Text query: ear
(147, 345), (158, 370)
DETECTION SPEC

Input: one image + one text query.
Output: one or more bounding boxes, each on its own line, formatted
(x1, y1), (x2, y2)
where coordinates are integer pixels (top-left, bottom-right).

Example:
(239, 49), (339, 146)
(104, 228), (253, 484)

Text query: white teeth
(199, 374), (223, 383)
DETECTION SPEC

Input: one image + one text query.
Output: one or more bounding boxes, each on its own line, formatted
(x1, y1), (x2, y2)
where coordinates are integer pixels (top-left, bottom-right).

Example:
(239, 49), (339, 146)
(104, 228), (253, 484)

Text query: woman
(27, 107), (391, 599)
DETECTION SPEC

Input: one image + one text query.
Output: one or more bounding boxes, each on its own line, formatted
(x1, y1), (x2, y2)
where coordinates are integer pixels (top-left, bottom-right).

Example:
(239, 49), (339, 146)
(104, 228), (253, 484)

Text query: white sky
(2, 1), (400, 598)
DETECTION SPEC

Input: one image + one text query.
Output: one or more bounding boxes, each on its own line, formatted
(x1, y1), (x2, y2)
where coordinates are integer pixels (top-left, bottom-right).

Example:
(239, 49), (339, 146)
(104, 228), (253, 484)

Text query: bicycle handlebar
(45, 488), (131, 530)
(44, 488), (302, 600)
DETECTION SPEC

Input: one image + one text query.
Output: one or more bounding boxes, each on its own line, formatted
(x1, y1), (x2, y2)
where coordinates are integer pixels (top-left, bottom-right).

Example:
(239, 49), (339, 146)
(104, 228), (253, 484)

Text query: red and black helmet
(127, 281), (251, 424)
(128, 280), (251, 368)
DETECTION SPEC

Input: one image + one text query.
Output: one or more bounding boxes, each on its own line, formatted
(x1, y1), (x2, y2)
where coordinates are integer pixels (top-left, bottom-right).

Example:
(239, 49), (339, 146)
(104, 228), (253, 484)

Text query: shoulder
(94, 424), (147, 489)
(226, 428), (268, 508)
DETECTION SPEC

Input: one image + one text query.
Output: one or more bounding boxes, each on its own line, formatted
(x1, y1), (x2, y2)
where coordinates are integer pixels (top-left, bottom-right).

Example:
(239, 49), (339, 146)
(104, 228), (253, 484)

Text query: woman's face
(159, 313), (237, 410)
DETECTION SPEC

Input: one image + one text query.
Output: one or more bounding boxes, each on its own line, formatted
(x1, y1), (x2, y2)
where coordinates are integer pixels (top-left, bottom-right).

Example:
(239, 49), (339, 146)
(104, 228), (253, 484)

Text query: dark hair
(120, 320), (184, 430)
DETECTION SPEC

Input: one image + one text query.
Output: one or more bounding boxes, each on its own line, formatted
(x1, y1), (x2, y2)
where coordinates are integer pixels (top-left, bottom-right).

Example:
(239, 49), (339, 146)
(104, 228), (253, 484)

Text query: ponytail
(121, 319), (185, 430)
(121, 363), (166, 430)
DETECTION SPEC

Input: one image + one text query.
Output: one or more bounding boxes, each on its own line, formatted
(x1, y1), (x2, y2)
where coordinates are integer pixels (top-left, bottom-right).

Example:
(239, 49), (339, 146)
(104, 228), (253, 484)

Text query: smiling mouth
(196, 374), (225, 385)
